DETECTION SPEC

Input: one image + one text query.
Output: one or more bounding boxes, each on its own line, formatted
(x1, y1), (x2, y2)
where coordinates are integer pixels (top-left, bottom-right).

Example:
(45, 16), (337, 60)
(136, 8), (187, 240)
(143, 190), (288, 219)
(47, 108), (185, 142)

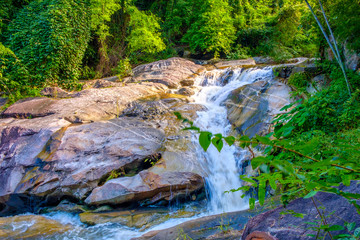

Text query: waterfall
(192, 67), (274, 213)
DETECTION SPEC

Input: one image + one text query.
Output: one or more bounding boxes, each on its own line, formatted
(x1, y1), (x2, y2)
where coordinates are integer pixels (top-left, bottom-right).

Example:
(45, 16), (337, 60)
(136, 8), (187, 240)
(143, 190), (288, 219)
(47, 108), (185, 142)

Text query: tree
(182, 0), (236, 57)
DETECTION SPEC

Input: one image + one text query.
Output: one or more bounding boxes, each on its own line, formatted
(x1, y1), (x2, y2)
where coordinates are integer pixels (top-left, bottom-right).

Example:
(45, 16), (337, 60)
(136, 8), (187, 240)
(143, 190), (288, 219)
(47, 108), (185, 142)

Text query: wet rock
(241, 182), (360, 240)
(177, 87), (195, 96)
(180, 79), (195, 87)
(131, 57), (205, 89)
(85, 171), (204, 206)
(0, 215), (71, 239)
(132, 208), (266, 240)
(224, 79), (292, 137)
(42, 200), (88, 213)
(214, 59), (256, 69)
(79, 208), (196, 230)
(41, 87), (73, 98)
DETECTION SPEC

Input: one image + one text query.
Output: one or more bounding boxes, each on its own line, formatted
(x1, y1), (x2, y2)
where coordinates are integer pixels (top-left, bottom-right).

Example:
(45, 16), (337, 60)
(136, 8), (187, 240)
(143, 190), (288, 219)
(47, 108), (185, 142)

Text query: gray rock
(0, 118), (165, 215)
(344, 47), (360, 71)
(41, 87), (73, 98)
(214, 59), (256, 69)
(85, 170), (204, 206)
(177, 87), (195, 96)
(132, 57), (205, 89)
(242, 182), (360, 240)
(224, 79), (292, 137)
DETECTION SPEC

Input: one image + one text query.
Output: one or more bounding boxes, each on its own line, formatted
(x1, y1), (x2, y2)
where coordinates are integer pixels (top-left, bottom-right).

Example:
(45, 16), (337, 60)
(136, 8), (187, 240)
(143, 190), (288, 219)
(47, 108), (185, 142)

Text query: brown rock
(214, 59), (256, 69)
(85, 170), (204, 206)
(245, 231), (278, 240)
(132, 57), (205, 89)
(0, 215), (71, 239)
(41, 87), (72, 98)
(177, 87), (195, 96)
(3, 97), (57, 118)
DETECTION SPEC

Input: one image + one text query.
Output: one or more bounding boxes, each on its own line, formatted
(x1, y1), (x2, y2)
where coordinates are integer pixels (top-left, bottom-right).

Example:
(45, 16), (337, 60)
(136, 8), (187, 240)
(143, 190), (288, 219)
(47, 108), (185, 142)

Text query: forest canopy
(0, 0), (359, 102)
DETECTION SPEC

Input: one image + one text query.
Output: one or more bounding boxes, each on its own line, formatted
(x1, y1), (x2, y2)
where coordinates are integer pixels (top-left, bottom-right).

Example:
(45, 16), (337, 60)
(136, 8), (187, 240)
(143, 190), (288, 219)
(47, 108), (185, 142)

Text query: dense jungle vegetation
(0, 0), (359, 103)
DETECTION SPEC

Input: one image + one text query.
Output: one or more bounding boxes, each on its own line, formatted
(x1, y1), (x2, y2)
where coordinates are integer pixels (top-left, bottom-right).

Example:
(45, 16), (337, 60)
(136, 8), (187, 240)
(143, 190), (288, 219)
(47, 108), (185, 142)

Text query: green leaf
(199, 131), (212, 152)
(259, 164), (270, 173)
(303, 191), (318, 199)
(328, 225), (345, 232)
(183, 126), (200, 131)
(256, 135), (272, 145)
(212, 136), (224, 152)
(251, 156), (268, 169)
(346, 222), (356, 232)
(354, 227), (360, 237)
(173, 112), (183, 120)
(224, 136), (235, 146)
(258, 180), (266, 206)
(341, 174), (351, 186)
(249, 197), (255, 210)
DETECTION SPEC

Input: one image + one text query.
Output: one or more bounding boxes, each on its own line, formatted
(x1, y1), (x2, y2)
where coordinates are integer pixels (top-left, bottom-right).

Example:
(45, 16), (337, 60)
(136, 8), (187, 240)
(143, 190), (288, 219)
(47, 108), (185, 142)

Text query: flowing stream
(6, 66), (275, 240)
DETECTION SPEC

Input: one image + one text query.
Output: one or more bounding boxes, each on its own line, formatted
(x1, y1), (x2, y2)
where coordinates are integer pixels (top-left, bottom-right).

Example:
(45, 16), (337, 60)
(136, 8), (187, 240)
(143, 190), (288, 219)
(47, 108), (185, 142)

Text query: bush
(288, 72), (310, 89)
(5, 0), (91, 89)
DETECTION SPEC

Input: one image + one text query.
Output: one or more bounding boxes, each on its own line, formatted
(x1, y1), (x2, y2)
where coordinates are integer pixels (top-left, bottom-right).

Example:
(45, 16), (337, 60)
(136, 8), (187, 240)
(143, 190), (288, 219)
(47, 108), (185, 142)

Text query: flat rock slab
(214, 59), (256, 69)
(85, 170), (204, 206)
(132, 207), (267, 240)
(132, 57), (205, 89)
(2, 82), (168, 123)
(241, 182), (360, 240)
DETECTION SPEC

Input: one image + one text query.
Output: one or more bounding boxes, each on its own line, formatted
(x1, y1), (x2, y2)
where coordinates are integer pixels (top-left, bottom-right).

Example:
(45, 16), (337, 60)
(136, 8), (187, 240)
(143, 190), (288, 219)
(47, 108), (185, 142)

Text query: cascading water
(4, 66), (276, 240)
(192, 67), (274, 213)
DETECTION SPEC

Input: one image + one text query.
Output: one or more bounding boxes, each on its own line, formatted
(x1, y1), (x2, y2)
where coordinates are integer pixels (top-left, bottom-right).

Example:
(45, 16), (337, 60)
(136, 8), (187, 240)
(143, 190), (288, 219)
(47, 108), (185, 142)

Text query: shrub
(6, 0), (91, 89)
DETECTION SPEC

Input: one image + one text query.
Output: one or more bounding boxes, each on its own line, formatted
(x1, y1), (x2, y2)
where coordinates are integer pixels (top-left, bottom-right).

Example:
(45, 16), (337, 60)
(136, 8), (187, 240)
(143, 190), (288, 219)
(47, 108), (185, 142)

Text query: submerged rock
(0, 215), (71, 239)
(79, 208), (196, 230)
(85, 170), (204, 206)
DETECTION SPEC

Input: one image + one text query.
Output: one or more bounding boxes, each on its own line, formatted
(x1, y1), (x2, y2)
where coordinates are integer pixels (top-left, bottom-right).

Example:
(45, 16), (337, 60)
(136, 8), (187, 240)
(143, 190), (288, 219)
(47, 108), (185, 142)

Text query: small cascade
(192, 67), (274, 213)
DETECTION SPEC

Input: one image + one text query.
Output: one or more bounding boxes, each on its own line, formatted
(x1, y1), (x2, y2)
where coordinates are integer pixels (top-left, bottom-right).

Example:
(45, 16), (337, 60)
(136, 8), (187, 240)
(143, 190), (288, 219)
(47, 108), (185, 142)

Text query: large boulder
(224, 79), (292, 137)
(2, 82), (168, 123)
(85, 170), (204, 206)
(131, 57), (205, 89)
(0, 118), (165, 215)
(241, 182), (360, 240)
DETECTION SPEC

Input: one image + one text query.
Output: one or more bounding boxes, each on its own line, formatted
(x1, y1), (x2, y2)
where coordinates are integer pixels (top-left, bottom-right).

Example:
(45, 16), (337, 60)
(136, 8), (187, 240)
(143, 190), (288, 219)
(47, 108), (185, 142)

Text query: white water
(8, 66), (275, 240)
(193, 67), (274, 213)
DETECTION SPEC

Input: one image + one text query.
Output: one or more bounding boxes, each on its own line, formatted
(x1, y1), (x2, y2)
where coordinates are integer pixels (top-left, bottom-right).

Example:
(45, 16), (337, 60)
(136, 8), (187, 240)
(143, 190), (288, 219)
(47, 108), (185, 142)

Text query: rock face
(0, 58), (209, 216)
(131, 57), (205, 88)
(224, 79), (292, 137)
(0, 118), (165, 215)
(241, 182), (360, 240)
(85, 171), (204, 206)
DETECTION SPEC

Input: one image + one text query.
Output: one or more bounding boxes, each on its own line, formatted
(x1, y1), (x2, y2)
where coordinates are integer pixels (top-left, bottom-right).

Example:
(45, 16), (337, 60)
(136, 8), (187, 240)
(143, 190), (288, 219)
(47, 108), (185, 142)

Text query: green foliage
(126, 6), (166, 54)
(182, 0), (236, 56)
(288, 72), (310, 89)
(111, 58), (132, 79)
(6, 0), (91, 89)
